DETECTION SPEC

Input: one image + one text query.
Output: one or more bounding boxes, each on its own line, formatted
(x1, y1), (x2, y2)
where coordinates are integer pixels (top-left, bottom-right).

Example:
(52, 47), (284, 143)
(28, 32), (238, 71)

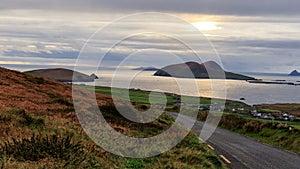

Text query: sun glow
(192, 22), (221, 31)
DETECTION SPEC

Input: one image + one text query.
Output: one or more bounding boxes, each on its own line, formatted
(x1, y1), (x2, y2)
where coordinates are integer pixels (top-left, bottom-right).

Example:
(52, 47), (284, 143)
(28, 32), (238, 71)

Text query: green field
(82, 85), (248, 109)
(84, 85), (186, 105)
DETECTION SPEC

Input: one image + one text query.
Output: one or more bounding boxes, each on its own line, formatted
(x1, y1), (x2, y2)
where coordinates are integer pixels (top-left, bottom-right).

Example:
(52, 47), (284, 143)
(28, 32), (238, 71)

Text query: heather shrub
(20, 111), (45, 129)
(243, 121), (264, 133)
(33, 77), (46, 84)
(52, 98), (73, 107)
(219, 114), (247, 130)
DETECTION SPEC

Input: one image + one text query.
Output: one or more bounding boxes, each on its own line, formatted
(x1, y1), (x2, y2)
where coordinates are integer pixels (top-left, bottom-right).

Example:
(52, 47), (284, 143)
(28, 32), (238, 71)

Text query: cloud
(212, 38), (300, 72)
(213, 39), (300, 50)
(3, 50), (79, 59)
(0, 6), (299, 73)
(1, 0), (300, 16)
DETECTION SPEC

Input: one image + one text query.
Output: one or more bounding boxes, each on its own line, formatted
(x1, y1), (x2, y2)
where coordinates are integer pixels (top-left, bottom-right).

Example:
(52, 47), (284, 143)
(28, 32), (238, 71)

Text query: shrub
(52, 98), (73, 107)
(125, 159), (145, 169)
(243, 121), (263, 133)
(139, 105), (148, 111)
(99, 104), (121, 117)
(219, 114), (247, 130)
(32, 77), (47, 84)
(19, 111), (44, 129)
(171, 106), (180, 111)
(198, 111), (208, 121)
(0, 134), (87, 167)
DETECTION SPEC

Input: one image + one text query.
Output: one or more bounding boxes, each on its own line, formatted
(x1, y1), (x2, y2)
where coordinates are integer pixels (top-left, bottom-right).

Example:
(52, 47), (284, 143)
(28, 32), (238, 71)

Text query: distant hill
(132, 67), (159, 71)
(25, 68), (98, 82)
(154, 61), (255, 80)
(289, 70), (300, 76)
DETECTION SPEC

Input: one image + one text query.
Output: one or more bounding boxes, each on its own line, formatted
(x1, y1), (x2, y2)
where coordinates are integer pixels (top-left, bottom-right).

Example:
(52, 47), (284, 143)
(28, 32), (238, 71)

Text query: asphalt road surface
(166, 112), (300, 169)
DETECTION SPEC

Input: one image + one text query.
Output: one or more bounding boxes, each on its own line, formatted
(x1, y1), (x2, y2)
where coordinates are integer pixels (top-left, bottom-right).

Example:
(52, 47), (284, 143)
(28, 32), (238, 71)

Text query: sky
(0, 0), (300, 74)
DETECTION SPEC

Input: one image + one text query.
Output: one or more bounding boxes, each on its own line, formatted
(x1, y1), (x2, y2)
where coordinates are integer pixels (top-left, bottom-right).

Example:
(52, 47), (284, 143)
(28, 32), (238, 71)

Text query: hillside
(25, 68), (98, 82)
(154, 61), (255, 80)
(0, 67), (108, 113)
(0, 67), (225, 168)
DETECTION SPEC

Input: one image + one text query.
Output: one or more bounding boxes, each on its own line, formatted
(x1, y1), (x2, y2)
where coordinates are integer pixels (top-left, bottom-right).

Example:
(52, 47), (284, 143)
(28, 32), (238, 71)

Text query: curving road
(166, 112), (300, 169)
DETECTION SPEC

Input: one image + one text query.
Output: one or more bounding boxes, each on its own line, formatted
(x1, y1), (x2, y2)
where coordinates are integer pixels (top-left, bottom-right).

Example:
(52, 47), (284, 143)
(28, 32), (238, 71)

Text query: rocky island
(289, 70), (300, 76)
(154, 61), (255, 80)
(25, 68), (98, 82)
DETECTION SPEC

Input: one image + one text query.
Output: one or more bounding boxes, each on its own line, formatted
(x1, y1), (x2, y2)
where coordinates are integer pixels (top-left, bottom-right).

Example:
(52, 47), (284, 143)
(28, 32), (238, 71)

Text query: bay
(81, 70), (300, 105)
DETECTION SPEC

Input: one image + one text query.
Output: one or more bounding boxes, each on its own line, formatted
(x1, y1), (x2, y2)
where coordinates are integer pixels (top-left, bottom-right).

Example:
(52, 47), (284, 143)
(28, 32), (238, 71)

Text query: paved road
(166, 112), (300, 169)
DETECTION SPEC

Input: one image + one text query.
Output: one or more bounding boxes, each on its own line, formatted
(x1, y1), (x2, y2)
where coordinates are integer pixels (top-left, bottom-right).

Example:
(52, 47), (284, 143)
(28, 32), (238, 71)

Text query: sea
(79, 70), (300, 105)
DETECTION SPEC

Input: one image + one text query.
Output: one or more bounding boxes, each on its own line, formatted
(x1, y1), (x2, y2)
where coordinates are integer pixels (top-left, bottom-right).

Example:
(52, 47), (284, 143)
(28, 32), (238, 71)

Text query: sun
(192, 22), (220, 31)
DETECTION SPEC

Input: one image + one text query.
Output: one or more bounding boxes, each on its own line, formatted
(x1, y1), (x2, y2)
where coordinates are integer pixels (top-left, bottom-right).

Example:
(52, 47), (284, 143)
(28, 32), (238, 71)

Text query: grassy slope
(0, 67), (226, 168)
(0, 108), (225, 169)
(87, 86), (300, 154)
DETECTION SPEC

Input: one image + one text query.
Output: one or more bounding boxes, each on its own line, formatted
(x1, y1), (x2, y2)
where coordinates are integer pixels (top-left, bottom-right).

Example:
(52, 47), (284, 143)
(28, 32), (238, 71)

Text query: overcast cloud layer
(0, 1), (299, 73)
(1, 0), (300, 16)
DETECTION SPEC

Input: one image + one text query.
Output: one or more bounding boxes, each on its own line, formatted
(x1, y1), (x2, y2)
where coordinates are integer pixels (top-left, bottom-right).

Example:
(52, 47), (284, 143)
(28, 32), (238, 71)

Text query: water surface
(83, 70), (300, 105)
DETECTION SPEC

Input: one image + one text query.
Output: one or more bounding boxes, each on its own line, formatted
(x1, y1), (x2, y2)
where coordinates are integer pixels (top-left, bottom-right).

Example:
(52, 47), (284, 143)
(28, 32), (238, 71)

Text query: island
(248, 79), (298, 86)
(25, 68), (98, 82)
(289, 70), (300, 76)
(154, 61), (255, 80)
(132, 66), (159, 71)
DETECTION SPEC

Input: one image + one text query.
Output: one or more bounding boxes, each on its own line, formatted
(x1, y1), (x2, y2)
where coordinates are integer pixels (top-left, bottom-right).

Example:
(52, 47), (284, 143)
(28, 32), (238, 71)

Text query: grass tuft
(0, 134), (87, 167)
